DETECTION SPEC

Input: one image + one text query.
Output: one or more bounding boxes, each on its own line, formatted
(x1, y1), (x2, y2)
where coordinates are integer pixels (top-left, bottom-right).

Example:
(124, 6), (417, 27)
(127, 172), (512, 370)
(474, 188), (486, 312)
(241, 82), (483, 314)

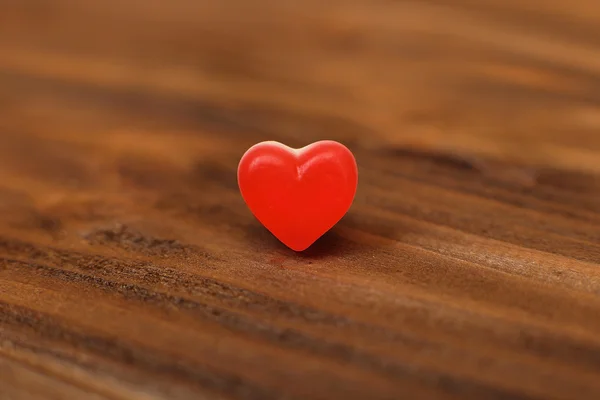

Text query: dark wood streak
(0, 69), (374, 149)
(2, 1), (600, 399)
(0, 304), (282, 400)
(0, 302), (549, 400)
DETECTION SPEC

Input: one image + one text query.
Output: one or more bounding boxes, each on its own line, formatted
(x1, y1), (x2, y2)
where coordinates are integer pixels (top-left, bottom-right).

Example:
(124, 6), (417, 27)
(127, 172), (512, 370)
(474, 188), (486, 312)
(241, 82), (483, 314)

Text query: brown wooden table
(1, 1), (600, 399)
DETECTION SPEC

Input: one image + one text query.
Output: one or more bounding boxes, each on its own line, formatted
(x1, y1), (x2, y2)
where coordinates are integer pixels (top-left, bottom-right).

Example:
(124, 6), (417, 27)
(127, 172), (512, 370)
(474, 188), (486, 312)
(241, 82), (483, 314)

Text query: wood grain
(1, 1), (600, 399)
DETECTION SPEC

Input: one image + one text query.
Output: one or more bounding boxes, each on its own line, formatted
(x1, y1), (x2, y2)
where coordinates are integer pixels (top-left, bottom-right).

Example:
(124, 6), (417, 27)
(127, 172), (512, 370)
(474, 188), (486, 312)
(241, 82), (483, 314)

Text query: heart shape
(237, 140), (358, 251)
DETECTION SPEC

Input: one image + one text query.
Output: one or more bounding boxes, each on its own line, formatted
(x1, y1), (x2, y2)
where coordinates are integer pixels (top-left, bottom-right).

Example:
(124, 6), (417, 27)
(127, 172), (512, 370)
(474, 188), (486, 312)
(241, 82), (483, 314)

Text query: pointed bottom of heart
(265, 228), (330, 252)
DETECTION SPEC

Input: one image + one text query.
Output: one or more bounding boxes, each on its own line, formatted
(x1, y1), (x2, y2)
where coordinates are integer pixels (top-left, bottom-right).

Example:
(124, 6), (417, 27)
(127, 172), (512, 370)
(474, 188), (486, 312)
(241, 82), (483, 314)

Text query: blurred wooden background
(1, 1), (600, 399)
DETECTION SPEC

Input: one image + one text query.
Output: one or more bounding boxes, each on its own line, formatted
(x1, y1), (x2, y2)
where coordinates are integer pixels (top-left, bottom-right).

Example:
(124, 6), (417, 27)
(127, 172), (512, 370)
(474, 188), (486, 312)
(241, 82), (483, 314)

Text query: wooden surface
(1, 1), (600, 399)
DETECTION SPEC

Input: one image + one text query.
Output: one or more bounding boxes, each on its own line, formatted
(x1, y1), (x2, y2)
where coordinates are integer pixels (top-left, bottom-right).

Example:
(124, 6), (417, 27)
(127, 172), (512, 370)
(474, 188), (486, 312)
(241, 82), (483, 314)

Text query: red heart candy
(237, 140), (358, 251)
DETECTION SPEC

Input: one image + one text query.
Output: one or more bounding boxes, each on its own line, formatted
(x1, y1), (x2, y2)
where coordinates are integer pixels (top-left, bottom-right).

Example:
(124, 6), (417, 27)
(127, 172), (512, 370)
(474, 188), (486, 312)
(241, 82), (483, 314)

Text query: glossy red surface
(237, 140), (358, 251)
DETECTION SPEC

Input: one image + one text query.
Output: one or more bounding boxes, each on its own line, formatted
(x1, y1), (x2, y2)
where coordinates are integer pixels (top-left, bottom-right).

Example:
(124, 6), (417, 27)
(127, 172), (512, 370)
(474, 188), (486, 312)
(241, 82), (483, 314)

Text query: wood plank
(1, 1), (600, 399)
